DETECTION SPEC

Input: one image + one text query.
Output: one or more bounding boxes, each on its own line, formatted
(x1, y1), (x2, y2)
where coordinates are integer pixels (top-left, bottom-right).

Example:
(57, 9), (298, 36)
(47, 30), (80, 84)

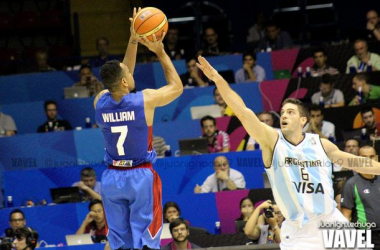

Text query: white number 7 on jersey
(111, 126), (128, 156)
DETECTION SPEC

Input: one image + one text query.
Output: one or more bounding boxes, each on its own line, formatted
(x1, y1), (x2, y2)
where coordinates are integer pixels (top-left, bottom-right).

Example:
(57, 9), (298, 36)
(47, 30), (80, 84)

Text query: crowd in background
(1, 3), (380, 250)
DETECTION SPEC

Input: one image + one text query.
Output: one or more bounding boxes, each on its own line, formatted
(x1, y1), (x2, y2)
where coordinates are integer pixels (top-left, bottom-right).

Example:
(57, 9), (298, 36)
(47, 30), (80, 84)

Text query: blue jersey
(266, 131), (335, 228)
(95, 91), (156, 166)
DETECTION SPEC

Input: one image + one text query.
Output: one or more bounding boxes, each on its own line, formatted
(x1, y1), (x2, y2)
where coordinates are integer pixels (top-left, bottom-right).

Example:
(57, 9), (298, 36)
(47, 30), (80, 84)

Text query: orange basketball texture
(133, 7), (168, 41)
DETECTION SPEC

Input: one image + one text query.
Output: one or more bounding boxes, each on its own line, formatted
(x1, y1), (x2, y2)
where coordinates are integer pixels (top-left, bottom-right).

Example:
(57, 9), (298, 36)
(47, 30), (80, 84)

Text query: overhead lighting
(168, 17), (196, 22)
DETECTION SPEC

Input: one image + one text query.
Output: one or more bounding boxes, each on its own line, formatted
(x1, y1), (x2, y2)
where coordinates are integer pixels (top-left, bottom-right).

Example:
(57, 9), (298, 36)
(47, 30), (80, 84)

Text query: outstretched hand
(196, 56), (221, 82)
(139, 34), (165, 55)
(129, 7), (141, 43)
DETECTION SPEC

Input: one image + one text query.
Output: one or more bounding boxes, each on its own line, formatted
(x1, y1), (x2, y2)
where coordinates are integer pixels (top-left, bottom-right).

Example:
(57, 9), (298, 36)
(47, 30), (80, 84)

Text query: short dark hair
(169, 218), (189, 234)
(282, 98), (309, 122)
(163, 201), (181, 223)
(81, 167), (96, 178)
(168, 25), (179, 32)
(345, 138), (360, 147)
(96, 36), (109, 46)
(265, 20), (279, 29)
(185, 57), (196, 64)
(237, 197), (253, 220)
(242, 51), (256, 62)
(309, 104), (323, 114)
(89, 199), (103, 210)
(204, 27), (217, 35)
(354, 39), (367, 47)
(79, 64), (92, 73)
(313, 47), (326, 56)
(321, 74), (334, 85)
(100, 60), (123, 92)
(10, 209), (25, 221)
(360, 106), (374, 117)
(354, 72), (369, 83)
(14, 227), (39, 249)
(257, 111), (273, 117)
(44, 100), (57, 111)
(200, 115), (216, 127)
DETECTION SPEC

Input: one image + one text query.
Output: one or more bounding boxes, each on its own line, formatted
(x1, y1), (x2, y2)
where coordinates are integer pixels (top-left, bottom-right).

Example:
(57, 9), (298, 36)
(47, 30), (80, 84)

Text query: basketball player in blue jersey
(93, 8), (183, 250)
(196, 56), (380, 249)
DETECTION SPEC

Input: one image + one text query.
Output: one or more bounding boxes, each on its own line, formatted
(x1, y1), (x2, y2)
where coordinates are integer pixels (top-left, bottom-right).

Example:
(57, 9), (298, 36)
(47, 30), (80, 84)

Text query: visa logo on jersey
(292, 181), (325, 194)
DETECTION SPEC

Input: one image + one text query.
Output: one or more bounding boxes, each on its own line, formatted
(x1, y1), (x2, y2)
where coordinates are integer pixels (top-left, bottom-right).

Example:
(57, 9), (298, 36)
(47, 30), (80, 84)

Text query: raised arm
(141, 35), (183, 109)
(122, 7), (141, 75)
(322, 138), (380, 174)
(197, 56), (278, 164)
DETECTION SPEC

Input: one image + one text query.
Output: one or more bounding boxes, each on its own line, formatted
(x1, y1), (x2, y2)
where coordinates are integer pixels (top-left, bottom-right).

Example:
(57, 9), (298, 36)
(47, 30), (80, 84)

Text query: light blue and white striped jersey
(266, 131), (336, 228)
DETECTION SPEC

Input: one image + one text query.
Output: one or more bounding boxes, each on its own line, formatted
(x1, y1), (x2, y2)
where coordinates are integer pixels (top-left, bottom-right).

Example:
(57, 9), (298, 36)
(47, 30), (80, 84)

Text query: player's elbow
(172, 84), (183, 97)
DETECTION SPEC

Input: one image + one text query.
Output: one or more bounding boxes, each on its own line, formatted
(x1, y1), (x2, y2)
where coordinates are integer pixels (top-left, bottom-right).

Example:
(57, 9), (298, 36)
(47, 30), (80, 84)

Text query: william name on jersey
(102, 111), (135, 123)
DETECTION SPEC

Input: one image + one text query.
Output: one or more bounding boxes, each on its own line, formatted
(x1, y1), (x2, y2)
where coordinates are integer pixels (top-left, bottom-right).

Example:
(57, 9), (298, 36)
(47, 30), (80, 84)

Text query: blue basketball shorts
(100, 163), (163, 250)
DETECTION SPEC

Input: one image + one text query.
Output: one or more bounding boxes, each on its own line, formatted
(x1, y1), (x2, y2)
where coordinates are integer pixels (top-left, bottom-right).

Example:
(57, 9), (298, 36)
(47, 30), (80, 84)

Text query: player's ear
(121, 78), (128, 88)
(300, 116), (307, 126)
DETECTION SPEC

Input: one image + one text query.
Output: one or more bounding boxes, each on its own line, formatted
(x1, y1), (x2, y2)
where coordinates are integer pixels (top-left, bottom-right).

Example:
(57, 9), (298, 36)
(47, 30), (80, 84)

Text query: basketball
(133, 7), (168, 42)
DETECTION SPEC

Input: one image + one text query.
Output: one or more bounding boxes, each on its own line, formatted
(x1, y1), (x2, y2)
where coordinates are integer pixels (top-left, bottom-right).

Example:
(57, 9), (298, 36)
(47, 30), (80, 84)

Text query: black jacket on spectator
(37, 120), (73, 133)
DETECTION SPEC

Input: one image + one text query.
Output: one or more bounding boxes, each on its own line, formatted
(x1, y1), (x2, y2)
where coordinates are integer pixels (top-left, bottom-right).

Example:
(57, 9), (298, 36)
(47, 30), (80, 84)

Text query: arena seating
(1, 42), (380, 248)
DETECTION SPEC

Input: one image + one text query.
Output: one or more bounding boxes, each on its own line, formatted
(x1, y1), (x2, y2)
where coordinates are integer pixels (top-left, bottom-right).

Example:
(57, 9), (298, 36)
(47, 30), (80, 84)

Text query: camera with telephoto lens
(0, 237), (13, 250)
(264, 207), (274, 218)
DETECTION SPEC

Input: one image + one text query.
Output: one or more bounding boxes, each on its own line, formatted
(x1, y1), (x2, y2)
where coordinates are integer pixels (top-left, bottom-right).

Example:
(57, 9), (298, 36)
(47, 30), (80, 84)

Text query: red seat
(0, 13), (14, 30)
(22, 46), (41, 60)
(49, 45), (72, 58)
(0, 48), (18, 62)
(41, 10), (64, 29)
(15, 11), (40, 30)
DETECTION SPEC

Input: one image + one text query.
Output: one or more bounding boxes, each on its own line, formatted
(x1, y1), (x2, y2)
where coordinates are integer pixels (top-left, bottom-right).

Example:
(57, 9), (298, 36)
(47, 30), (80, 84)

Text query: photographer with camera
(72, 64), (104, 97)
(244, 200), (284, 244)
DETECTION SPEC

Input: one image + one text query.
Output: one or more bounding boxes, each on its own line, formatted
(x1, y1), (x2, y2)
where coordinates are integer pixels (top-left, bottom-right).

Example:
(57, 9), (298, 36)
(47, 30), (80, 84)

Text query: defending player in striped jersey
(196, 56), (380, 249)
